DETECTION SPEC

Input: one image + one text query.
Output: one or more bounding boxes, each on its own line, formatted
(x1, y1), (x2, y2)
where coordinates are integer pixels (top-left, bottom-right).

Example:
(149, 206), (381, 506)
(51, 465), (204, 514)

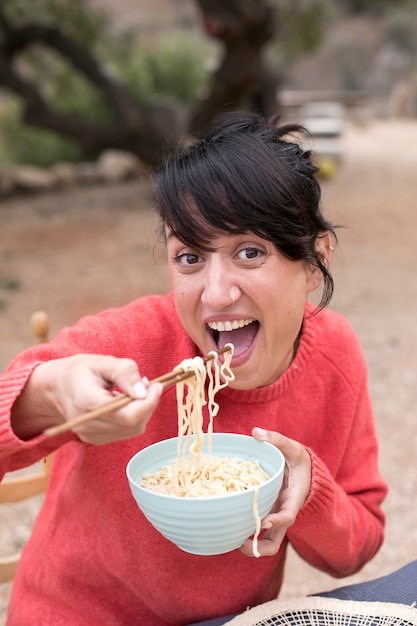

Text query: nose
(201, 257), (236, 310)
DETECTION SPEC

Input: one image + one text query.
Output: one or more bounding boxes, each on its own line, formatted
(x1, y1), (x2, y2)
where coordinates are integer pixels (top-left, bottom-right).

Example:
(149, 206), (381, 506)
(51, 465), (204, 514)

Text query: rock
(73, 162), (100, 185)
(0, 166), (16, 197)
(97, 149), (147, 182)
(50, 162), (77, 187)
(13, 166), (56, 192)
(0, 151), (149, 199)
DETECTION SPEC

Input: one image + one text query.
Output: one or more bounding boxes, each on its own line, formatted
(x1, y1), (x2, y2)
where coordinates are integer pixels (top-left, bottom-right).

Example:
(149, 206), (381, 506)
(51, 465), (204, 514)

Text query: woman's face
(167, 229), (325, 390)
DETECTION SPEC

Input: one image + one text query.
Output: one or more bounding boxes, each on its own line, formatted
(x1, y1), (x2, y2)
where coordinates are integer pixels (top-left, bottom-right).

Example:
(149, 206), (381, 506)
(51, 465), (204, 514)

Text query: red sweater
(0, 294), (387, 625)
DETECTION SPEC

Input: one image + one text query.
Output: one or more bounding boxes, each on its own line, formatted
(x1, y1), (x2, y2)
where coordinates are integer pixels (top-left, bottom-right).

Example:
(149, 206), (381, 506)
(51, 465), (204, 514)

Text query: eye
(237, 246), (263, 261)
(174, 252), (203, 267)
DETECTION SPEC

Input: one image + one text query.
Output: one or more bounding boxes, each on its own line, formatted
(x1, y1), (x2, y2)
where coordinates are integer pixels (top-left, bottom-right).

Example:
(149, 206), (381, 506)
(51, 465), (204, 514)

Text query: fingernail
(255, 427), (267, 438)
(133, 381), (148, 399)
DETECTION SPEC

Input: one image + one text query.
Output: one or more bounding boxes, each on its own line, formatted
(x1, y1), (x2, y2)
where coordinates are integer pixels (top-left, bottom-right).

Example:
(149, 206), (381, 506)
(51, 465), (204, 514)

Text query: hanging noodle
(140, 343), (269, 556)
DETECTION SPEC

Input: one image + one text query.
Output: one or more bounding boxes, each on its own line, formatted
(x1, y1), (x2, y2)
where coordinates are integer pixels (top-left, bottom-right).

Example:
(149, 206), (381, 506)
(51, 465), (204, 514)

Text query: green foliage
(383, 6), (417, 55)
(45, 61), (114, 123)
(1, 0), (111, 46)
(269, 0), (329, 65)
(147, 34), (210, 104)
(2, 0), (132, 123)
(109, 31), (208, 104)
(0, 1), (210, 165)
(1, 0), (209, 108)
(0, 99), (80, 166)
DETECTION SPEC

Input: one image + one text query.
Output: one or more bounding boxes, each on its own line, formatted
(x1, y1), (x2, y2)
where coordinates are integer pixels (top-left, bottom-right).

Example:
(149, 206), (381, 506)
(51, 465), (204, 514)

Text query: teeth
(208, 318), (255, 332)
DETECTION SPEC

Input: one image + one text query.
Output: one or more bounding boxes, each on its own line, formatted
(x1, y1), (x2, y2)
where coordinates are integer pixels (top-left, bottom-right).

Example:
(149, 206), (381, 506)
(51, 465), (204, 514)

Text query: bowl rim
(126, 433), (285, 502)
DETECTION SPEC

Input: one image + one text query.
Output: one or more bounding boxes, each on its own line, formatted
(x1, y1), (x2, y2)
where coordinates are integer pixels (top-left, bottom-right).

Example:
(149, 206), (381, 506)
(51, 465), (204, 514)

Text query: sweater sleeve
(0, 302), (135, 477)
(286, 374), (387, 577)
(0, 360), (75, 478)
(0, 293), (185, 478)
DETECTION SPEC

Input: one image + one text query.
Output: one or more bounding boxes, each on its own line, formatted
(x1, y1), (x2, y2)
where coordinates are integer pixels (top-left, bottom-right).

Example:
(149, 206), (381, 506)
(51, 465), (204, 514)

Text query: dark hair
(152, 111), (336, 308)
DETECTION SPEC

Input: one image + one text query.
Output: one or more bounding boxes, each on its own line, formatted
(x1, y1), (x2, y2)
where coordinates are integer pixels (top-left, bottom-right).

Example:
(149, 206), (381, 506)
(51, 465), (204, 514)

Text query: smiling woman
(0, 111), (387, 626)
(158, 113), (335, 388)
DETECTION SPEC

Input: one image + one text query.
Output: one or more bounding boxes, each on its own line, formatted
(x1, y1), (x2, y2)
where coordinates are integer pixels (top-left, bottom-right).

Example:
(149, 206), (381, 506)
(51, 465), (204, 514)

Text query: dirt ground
(1, 120), (417, 621)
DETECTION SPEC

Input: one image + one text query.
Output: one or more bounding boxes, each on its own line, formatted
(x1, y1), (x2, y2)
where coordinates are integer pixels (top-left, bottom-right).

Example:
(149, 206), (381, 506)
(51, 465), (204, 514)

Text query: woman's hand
(11, 354), (163, 445)
(239, 426), (312, 557)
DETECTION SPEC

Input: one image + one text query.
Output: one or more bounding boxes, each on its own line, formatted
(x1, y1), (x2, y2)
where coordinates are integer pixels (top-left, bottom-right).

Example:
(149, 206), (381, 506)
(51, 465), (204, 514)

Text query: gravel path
(1, 120), (417, 621)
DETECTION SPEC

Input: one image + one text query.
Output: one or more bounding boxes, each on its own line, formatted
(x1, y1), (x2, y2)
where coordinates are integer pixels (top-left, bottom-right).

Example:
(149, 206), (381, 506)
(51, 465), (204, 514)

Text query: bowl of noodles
(126, 432), (285, 556)
(126, 345), (284, 555)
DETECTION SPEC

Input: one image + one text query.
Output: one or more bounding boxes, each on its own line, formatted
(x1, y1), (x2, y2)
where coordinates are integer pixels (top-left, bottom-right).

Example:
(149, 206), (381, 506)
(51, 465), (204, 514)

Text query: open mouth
(207, 318), (259, 356)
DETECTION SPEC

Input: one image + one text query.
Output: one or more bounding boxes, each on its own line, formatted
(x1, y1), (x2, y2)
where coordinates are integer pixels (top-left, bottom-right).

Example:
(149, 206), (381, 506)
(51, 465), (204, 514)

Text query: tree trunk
(0, 1), (279, 164)
(191, 0), (278, 136)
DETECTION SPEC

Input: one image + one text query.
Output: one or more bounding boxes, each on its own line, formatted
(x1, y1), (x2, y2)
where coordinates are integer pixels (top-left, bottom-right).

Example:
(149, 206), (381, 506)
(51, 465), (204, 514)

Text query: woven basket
(224, 596), (417, 626)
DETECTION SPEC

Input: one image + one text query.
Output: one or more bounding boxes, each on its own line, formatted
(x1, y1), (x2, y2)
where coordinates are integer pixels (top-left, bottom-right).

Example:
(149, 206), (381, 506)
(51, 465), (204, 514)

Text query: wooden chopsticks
(43, 346), (232, 437)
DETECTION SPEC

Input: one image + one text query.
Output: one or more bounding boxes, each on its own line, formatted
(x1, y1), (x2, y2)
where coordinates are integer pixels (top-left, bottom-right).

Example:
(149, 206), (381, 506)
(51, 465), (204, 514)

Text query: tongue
(217, 322), (259, 356)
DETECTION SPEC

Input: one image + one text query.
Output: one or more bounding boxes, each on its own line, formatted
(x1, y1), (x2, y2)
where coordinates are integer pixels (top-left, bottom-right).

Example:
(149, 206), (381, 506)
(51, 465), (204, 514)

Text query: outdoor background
(1, 0), (417, 622)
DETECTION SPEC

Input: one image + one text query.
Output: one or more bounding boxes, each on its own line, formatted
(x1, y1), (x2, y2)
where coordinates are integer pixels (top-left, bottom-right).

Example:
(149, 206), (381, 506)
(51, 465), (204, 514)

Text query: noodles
(252, 486), (262, 558)
(173, 344), (236, 461)
(140, 343), (270, 556)
(141, 454), (269, 498)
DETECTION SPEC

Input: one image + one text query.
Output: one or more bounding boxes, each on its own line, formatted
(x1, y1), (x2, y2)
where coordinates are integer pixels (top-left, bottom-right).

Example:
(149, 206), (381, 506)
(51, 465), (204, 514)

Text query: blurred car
(299, 102), (346, 172)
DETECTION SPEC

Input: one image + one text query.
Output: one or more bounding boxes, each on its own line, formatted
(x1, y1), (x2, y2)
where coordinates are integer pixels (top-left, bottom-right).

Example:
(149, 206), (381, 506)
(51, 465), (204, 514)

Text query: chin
(228, 370), (265, 391)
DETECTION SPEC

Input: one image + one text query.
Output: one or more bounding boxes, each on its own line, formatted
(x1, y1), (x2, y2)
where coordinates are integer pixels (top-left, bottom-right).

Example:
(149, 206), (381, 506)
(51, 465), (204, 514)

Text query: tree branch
(1, 23), (142, 127)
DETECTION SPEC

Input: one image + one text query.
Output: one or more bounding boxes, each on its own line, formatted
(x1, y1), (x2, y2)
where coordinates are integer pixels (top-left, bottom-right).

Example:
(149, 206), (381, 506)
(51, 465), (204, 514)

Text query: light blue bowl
(126, 433), (285, 555)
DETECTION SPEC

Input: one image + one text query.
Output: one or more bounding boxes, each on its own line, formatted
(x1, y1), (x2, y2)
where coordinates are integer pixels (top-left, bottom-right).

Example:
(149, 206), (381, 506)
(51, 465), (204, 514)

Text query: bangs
(166, 187), (250, 251)
(153, 140), (276, 250)
(152, 109), (336, 309)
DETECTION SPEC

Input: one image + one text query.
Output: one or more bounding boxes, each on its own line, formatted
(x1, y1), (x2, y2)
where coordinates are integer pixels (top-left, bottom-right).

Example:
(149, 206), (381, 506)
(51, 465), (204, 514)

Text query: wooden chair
(0, 311), (52, 583)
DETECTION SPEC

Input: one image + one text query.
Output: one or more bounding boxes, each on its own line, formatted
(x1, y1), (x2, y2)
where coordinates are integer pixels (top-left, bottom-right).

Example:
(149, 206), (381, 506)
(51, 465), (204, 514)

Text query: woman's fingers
(239, 427), (312, 557)
(36, 354), (164, 445)
(72, 381), (164, 445)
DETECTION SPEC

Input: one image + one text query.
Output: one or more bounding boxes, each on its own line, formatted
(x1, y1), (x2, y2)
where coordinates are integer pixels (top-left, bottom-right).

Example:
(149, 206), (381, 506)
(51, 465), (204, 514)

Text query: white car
(299, 102), (346, 164)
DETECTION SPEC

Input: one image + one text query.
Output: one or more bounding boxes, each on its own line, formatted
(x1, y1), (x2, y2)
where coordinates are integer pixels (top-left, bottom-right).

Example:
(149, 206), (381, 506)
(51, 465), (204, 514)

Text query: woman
(0, 112), (387, 625)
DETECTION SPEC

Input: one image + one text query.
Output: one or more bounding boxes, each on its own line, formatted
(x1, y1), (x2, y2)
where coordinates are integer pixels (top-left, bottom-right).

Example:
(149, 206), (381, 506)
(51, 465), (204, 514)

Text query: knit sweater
(0, 294), (387, 626)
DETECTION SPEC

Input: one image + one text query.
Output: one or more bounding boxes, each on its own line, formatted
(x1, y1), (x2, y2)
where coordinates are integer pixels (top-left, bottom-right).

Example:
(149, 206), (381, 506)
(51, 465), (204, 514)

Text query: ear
(305, 232), (333, 293)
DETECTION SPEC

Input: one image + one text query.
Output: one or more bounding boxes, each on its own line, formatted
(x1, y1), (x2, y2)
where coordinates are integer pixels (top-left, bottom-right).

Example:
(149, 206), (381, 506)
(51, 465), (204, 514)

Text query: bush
(0, 98), (81, 167)
(112, 32), (211, 106)
(0, 30), (210, 166)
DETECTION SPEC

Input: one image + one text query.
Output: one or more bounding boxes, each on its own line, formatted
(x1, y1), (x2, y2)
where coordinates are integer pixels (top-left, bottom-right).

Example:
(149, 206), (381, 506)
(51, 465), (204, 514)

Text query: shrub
(0, 98), (80, 166)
